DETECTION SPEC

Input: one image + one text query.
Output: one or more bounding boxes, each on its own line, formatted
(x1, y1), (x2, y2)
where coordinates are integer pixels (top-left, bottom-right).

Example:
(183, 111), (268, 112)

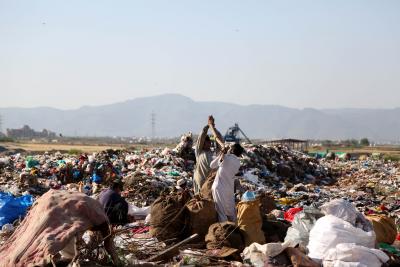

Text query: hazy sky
(1, 0), (399, 109)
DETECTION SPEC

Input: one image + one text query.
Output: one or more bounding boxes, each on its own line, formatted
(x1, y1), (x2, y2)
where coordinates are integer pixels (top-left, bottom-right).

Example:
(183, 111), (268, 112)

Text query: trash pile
(0, 143), (399, 266)
(241, 145), (335, 186)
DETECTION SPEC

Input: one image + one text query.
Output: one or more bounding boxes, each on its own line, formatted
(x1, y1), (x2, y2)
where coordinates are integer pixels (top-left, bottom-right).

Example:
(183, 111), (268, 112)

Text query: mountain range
(0, 94), (399, 141)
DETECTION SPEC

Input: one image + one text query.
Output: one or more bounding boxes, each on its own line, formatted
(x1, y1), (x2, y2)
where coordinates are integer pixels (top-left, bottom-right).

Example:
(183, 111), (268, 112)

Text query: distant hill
(1, 94), (399, 141)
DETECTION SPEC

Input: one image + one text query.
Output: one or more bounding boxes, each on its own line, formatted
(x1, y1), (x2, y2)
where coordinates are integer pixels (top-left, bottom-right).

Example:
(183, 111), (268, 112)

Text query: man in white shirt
(211, 143), (244, 223)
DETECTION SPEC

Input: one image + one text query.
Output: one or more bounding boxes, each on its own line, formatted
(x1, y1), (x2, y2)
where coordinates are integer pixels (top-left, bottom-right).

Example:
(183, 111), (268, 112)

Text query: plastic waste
(320, 199), (358, 225)
(243, 241), (290, 258)
(1, 223), (14, 233)
(322, 243), (389, 267)
(0, 192), (34, 227)
(243, 172), (259, 184)
(378, 243), (400, 257)
(307, 215), (376, 261)
(241, 191), (256, 202)
(284, 207), (303, 222)
(128, 204), (151, 219)
(91, 173), (102, 183)
(72, 170), (81, 180)
(25, 156), (39, 169)
(284, 206), (323, 248)
(0, 157), (10, 166)
(167, 171), (180, 177)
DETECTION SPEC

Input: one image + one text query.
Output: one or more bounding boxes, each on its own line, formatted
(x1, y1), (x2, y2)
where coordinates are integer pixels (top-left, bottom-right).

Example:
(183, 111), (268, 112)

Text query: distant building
(6, 125), (57, 139)
(265, 138), (309, 151)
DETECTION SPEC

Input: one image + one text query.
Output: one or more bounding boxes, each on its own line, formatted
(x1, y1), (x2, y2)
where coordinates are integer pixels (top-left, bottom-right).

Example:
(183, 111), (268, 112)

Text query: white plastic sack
(128, 204), (151, 218)
(284, 206), (323, 248)
(88, 155), (95, 163)
(321, 199), (358, 225)
(0, 158), (10, 165)
(242, 241), (290, 267)
(322, 243), (389, 267)
(307, 215), (376, 261)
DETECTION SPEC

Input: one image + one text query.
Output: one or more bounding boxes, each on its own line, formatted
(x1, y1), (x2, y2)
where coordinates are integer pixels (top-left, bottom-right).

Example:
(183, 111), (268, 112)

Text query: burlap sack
(150, 192), (189, 240)
(366, 214), (397, 244)
(200, 170), (217, 200)
(185, 196), (218, 239)
(205, 222), (245, 252)
(237, 199), (266, 246)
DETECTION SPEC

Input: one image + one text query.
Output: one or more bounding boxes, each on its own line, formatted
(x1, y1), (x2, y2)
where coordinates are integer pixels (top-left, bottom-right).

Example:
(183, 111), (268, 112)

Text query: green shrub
(383, 154), (400, 162)
(68, 149), (83, 155)
(0, 137), (14, 142)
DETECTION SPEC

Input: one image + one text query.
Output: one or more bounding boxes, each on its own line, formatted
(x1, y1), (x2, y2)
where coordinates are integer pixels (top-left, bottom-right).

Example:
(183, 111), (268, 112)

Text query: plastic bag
(241, 191), (256, 202)
(128, 204), (151, 218)
(284, 206), (323, 248)
(320, 199), (358, 225)
(284, 207), (303, 222)
(0, 192), (33, 227)
(0, 157), (10, 166)
(243, 172), (259, 184)
(243, 241), (290, 259)
(323, 243), (389, 267)
(91, 173), (102, 183)
(307, 215), (376, 261)
(25, 156), (39, 169)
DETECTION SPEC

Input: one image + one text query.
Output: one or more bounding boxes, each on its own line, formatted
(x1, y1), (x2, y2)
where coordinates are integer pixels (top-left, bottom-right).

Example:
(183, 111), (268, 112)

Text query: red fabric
(132, 226), (150, 234)
(284, 207), (303, 222)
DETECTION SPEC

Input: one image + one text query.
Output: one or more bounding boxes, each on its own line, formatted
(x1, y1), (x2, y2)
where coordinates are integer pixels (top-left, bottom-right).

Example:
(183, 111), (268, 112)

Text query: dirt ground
(308, 145), (400, 160)
(2, 141), (400, 159)
(0, 142), (128, 154)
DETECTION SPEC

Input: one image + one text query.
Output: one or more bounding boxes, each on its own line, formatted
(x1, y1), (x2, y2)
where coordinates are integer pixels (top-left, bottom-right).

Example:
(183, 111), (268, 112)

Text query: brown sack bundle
(185, 195), (218, 240)
(366, 214), (397, 244)
(205, 222), (245, 252)
(200, 170), (217, 200)
(237, 198), (266, 246)
(150, 192), (190, 241)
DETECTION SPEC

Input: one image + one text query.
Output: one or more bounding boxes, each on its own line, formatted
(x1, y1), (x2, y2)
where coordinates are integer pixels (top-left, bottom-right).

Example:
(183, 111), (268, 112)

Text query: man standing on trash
(193, 115), (223, 194)
(211, 143), (244, 223)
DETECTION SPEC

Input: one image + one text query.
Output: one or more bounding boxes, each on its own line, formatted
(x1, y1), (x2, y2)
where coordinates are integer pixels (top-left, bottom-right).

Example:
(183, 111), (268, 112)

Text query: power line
(151, 111), (156, 140)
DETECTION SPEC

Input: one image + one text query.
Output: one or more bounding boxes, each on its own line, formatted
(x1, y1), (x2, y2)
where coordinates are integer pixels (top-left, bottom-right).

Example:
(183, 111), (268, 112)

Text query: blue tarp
(0, 192), (33, 227)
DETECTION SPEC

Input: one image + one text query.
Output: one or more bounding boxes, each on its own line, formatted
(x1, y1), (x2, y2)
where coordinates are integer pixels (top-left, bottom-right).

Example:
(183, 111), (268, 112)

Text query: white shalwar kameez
(211, 153), (240, 223)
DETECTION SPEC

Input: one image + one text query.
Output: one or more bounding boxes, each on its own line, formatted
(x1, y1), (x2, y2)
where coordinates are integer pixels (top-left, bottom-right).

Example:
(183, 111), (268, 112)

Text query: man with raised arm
(193, 115), (224, 194)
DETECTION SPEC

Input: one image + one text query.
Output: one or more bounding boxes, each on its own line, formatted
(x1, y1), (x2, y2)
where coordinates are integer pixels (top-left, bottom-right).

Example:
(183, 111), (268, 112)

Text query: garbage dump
(0, 143), (399, 266)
